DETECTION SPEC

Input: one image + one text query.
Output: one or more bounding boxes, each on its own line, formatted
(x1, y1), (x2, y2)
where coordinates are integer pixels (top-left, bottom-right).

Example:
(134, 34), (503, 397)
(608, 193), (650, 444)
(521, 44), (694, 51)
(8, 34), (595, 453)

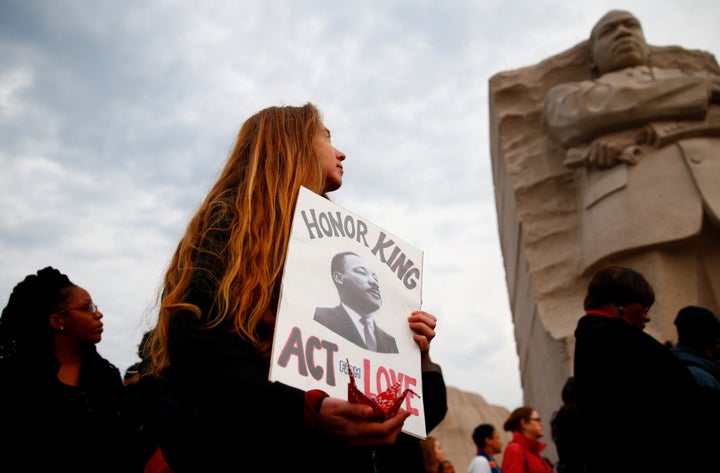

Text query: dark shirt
(550, 402), (582, 473)
(0, 349), (129, 473)
(157, 214), (447, 472)
(574, 313), (707, 473)
(671, 343), (720, 390)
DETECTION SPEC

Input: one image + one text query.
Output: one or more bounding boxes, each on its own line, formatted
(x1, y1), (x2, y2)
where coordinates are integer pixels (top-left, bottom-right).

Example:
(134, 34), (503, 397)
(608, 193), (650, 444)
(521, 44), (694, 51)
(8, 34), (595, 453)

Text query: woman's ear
(49, 313), (65, 332)
(519, 418), (528, 431)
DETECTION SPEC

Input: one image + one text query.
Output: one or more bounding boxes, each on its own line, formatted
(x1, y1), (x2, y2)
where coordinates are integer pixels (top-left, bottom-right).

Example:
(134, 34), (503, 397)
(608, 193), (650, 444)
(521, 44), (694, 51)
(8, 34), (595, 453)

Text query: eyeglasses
(61, 302), (98, 315)
(529, 417), (542, 422)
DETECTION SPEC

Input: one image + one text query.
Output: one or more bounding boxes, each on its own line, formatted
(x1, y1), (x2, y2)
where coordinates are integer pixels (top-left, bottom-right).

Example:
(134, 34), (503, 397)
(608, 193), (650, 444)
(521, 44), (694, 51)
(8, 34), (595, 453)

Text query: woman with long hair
(0, 267), (129, 472)
(146, 103), (447, 472)
(419, 435), (447, 472)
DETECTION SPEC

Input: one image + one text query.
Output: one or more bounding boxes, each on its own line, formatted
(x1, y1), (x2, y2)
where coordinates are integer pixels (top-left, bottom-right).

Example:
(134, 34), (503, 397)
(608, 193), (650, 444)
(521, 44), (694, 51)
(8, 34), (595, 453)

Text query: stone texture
(488, 10), (720, 465)
(429, 386), (512, 471)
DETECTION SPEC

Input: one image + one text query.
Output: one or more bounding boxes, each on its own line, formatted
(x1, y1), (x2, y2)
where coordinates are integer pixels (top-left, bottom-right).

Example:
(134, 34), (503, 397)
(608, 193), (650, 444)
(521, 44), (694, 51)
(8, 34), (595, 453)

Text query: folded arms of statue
(544, 67), (720, 168)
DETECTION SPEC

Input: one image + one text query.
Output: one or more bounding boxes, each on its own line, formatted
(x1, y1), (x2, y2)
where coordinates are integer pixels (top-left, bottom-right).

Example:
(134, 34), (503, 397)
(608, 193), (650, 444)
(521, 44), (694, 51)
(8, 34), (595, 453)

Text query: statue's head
(590, 10), (649, 75)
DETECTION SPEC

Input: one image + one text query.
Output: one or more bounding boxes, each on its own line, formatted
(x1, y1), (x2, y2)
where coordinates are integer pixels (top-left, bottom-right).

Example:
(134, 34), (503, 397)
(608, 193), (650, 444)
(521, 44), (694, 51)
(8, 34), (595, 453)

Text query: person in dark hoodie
(670, 305), (720, 390)
(573, 265), (711, 473)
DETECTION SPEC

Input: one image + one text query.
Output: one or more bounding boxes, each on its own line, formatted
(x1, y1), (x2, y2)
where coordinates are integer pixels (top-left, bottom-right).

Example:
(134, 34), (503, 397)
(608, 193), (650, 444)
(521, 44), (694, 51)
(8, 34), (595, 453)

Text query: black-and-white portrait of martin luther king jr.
(313, 251), (399, 353)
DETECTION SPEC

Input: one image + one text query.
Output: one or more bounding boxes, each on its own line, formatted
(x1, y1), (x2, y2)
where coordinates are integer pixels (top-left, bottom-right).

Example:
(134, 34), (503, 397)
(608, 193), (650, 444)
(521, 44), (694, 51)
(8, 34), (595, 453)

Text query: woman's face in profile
(315, 123), (346, 194)
(54, 286), (104, 345)
(522, 410), (545, 440)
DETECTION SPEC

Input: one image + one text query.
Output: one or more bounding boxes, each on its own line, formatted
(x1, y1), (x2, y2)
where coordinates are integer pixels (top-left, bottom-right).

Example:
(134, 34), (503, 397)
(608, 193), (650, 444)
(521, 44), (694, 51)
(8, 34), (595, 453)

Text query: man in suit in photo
(314, 251), (399, 353)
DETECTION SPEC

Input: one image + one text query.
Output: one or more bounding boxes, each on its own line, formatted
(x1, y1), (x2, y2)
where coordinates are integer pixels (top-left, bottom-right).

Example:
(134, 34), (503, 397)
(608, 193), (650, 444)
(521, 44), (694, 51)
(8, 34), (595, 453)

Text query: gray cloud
(1, 0), (718, 411)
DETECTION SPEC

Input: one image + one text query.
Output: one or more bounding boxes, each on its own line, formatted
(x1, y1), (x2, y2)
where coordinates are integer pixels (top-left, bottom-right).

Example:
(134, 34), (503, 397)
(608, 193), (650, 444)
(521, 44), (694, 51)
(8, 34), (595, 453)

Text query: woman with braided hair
(0, 266), (130, 472)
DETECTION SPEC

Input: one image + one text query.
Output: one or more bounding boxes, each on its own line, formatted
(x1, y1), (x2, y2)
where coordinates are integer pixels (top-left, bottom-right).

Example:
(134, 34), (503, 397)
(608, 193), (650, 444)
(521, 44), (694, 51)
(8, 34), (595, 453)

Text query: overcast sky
(1, 0), (718, 411)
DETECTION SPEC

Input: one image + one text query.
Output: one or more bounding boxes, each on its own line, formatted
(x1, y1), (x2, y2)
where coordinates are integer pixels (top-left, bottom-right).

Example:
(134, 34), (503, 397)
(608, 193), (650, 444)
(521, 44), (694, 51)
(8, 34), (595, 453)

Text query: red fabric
(501, 432), (553, 473)
(585, 309), (622, 319)
(346, 360), (418, 421)
(303, 389), (329, 432)
(144, 447), (174, 473)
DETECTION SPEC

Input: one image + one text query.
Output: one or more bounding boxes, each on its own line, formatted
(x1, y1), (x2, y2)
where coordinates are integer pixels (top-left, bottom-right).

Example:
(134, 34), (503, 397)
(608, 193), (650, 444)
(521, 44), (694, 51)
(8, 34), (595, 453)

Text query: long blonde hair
(420, 436), (442, 473)
(149, 103), (326, 375)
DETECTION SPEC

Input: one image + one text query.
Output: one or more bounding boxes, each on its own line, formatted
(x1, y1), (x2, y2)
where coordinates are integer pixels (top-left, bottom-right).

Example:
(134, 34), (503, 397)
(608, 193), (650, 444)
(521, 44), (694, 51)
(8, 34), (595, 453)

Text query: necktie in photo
(361, 317), (377, 351)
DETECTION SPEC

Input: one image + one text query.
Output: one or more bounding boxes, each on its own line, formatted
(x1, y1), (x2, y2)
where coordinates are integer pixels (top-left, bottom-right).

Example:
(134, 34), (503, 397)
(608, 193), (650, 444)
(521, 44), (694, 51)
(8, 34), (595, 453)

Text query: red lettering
(403, 375), (419, 415)
(360, 358), (421, 416)
(276, 326), (340, 385)
(362, 358), (377, 397)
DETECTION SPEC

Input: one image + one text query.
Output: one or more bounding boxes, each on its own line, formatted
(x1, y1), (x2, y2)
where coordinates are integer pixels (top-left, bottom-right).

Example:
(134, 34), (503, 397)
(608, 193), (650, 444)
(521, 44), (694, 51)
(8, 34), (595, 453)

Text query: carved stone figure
(544, 10), (720, 275)
(488, 10), (720, 462)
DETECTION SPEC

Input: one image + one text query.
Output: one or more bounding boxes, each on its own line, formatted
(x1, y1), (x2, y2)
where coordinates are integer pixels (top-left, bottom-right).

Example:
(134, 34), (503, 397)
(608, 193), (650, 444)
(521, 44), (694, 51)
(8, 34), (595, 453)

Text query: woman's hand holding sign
(408, 310), (437, 354)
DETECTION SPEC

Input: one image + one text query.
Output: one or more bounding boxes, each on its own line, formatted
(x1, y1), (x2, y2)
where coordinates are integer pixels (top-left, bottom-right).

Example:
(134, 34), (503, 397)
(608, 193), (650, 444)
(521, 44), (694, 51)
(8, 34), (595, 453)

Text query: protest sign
(269, 186), (426, 438)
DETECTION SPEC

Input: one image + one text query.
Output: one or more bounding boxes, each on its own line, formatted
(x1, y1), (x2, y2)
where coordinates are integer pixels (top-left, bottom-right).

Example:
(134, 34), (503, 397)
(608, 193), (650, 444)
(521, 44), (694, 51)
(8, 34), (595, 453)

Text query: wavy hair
(149, 103), (327, 375)
(0, 267), (75, 360)
(419, 436), (440, 473)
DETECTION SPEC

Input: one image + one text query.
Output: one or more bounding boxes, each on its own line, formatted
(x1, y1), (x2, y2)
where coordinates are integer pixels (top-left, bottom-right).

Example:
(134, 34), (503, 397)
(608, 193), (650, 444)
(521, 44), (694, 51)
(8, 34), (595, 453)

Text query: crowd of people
(1, 102), (719, 473)
(459, 265), (720, 473)
(571, 266), (720, 473)
(0, 103), (447, 473)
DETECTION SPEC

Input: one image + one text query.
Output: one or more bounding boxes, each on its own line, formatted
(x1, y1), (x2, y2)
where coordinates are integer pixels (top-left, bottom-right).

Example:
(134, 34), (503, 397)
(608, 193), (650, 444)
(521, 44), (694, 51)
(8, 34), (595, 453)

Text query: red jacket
(501, 431), (554, 473)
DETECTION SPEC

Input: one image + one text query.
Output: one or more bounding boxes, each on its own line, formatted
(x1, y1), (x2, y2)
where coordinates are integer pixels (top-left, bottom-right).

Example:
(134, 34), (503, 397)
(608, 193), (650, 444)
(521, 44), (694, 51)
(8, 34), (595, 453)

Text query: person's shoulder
(467, 457), (489, 473)
(671, 346), (702, 363)
(505, 440), (523, 453)
(470, 455), (490, 466)
(576, 314), (631, 337)
(314, 305), (342, 320)
(90, 349), (120, 369)
(688, 366), (720, 387)
(85, 350), (123, 383)
(375, 324), (396, 340)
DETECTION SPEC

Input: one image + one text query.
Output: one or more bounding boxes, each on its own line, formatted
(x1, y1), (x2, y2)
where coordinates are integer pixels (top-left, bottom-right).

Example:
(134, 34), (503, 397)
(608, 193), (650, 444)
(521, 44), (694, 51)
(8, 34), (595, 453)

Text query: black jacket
(157, 306), (447, 473)
(157, 213), (447, 472)
(573, 313), (708, 473)
(0, 349), (130, 473)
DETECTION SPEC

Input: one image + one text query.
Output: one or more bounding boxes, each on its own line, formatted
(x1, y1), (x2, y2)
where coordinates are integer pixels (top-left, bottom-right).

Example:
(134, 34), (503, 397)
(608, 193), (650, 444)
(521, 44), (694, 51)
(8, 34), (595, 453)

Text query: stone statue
(488, 10), (720, 464)
(544, 10), (720, 275)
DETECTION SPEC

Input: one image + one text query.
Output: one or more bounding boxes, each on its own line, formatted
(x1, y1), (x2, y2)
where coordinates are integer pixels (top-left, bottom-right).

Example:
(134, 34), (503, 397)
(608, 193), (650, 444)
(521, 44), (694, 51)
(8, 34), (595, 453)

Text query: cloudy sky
(1, 0), (718, 411)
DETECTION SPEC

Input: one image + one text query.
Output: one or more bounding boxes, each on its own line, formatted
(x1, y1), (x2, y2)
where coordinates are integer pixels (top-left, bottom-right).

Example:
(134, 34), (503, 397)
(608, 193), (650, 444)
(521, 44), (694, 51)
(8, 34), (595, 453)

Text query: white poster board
(269, 186), (426, 438)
